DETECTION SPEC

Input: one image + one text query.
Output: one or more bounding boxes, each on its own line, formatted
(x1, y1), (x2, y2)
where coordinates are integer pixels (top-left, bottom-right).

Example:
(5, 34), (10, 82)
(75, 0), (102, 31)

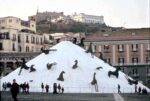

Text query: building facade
(0, 16), (50, 76)
(71, 13), (105, 24)
(84, 28), (150, 87)
(0, 16), (85, 76)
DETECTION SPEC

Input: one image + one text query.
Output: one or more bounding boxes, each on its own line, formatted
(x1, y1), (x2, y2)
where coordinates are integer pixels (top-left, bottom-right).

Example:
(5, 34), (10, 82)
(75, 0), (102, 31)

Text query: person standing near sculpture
(53, 83), (58, 94)
(11, 79), (19, 101)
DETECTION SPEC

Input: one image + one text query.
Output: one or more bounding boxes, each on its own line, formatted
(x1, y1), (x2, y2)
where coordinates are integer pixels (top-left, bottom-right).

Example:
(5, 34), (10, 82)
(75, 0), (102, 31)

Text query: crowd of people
(117, 84), (148, 95)
(41, 82), (64, 94)
(1, 80), (149, 101)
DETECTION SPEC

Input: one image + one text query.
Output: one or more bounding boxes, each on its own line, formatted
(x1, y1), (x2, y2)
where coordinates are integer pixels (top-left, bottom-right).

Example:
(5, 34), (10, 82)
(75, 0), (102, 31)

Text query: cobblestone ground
(1, 92), (149, 101)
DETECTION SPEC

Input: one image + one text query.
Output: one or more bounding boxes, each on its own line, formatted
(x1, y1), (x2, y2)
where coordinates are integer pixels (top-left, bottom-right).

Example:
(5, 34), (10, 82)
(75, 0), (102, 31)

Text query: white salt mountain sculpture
(1, 41), (150, 93)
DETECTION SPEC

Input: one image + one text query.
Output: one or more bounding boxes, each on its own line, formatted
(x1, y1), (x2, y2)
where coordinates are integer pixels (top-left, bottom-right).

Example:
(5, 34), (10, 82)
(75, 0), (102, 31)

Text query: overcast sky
(0, 0), (149, 28)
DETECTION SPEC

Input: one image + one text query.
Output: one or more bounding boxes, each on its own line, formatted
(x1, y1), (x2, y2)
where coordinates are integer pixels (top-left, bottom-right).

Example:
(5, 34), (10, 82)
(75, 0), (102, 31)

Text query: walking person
(11, 79), (19, 101)
(26, 83), (30, 94)
(135, 84), (137, 93)
(61, 87), (64, 94)
(58, 84), (61, 93)
(53, 83), (58, 94)
(45, 84), (49, 93)
(138, 86), (141, 94)
(41, 83), (44, 92)
(118, 84), (121, 93)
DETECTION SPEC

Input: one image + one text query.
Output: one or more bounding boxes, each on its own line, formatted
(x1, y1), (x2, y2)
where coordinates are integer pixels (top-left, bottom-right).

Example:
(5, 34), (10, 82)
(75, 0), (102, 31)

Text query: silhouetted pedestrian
(135, 84), (137, 93)
(2, 82), (7, 91)
(138, 86), (141, 94)
(41, 83), (44, 92)
(61, 87), (64, 94)
(45, 84), (49, 93)
(118, 84), (121, 93)
(11, 79), (19, 101)
(58, 84), (61, 93)
(26, 83), (29, 94)
(53, 83), (58, 94)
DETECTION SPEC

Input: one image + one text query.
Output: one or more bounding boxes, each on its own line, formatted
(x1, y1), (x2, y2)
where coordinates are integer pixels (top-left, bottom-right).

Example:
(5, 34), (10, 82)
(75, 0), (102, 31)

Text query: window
(132, 57), (138, 64)
(13, 34), (16, 41)
(147, 44), (150, 51)
(92, 45), (96, 52)
(41, 38), (43, 45)
(26, 46), (29, 52)
(147, 68), (150, 75)
(26, 36), (29, 43)
(146, 57), (150, 64)
(132, 44), (138, 52)
(12, 43), (15, 51)
(18, 46), (21, 52)
(0, 43), (3, 50)
(9, 19), (12, 23)
(18, 35), (21, 43)
(132, 68), (138, 75)
(104, 45), (110, 52)
(118, 44), (124, 52)
(118, 58), (124, 65)
(36, 37), (39, 44)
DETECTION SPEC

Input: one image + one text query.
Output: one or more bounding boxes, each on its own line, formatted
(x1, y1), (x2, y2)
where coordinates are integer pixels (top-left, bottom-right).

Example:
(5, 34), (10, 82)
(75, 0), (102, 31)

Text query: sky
(0, 0), (149, 28)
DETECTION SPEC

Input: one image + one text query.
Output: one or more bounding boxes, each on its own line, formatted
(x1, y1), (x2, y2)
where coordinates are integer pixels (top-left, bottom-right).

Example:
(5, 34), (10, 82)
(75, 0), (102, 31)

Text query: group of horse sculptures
(14, 38), (138, 90)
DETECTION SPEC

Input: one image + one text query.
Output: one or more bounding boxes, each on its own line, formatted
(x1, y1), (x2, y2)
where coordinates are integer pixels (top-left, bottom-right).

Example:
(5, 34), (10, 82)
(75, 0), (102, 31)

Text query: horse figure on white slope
(57, 71), (65, 81)
(91, 72), (98, 92)
(29, 65), (36, 72)
(47, 62), (57, 70)
(85, 42), (94, 58)
(73, 37), (85, 48)
(108, 67), (121, 78)
(72, 60), (78, 69)
(125, 75), (138, 85)
(41, 47), (57, 55)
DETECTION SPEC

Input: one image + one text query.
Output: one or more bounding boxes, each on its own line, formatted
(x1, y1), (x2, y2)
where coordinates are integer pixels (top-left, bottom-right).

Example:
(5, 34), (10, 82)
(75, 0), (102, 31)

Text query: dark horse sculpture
(96, 67), (103, 70)
(73, 37), (85, 48)
(73, 37), (77, 44)
(41, 47), (57, 55)
(15, 58), (21, 67)
(29, 65), (36, 72)
(108, 67), (121, 78)
(78, 38), (85, 48)
(85, 42), (94, 57)
(91, 72), (98, 92)
(18, 58), (30, 75)
(125, 75), (138, 85)
(57, 71), (65, 81)
(98, 52), (103, 60)
(47, 62), (57, 70)
(72, 60), (78, 69)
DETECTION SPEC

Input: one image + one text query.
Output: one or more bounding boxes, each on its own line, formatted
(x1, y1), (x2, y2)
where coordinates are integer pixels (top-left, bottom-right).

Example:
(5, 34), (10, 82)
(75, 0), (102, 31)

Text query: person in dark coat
(45, 84), (49, 93)
(11, 79), (19, 101)
(41, 83), (44, 92)
(61, 87), (64, 94)
(58, 84), (61, 93)
(138, 86), (141, 94)
(118, 84), (121, 93)
(53, 83), (58, 94)
(26, 83), (29, 94)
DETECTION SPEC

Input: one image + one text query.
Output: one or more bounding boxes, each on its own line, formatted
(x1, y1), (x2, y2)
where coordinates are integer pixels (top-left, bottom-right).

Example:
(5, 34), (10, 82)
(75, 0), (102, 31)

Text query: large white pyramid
(1, 41), (150, 93)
